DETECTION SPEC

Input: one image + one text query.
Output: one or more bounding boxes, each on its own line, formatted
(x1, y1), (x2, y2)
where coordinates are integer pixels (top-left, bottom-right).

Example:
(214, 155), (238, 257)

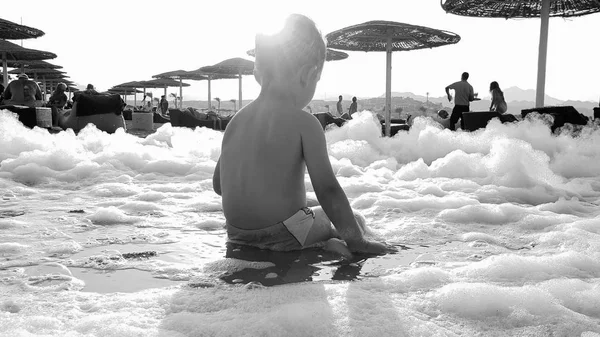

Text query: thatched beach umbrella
(8, 68), (66, 76)
(8, 67), (67, 98)
(0, 39), (56, 87)
(140, 78), (190, 107)
(196, 58), (255, 110)
(0, 18), (45, 40)
(441, 0), (600, 107)
(184, 68), (238, 110)
(152, 69), (207, 108)
(108, 86), (143, 104)
(109, 86), (143, 94)
(247, 47), (350, 62)
(113, 81), (148, 107)
(326, 21), (460, 136)
(6, 60), (62, 70)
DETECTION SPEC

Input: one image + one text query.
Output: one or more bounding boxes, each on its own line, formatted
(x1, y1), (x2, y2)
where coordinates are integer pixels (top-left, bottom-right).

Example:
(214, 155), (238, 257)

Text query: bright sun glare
(253, 13), (288, 37)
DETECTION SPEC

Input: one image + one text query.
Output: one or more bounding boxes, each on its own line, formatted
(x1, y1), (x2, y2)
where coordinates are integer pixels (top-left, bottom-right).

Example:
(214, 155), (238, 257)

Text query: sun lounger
(312, 112), (346, 130)
(122, 109), (133, 120)
(461, 111), (519, 131)
(521, 106), (589, 132)
(58, 93), (126, 134)
(169, 108), (230, 130)
(380, 115), (411, 136)
(153, 111), (170, 124)
(0, 105), (37, 128)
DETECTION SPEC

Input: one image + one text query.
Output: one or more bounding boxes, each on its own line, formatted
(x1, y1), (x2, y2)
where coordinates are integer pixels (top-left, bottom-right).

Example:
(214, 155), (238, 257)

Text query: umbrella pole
(535, 0), (550, 108)
(179, 78), (183, 109)
(2, 54), (7, 87)
(208, 77), (212, 110)
(41, 75), (46, 101)
(385, 36), (392, 137)
(238, 70), (242, 112)
(134, 87), (137, 108)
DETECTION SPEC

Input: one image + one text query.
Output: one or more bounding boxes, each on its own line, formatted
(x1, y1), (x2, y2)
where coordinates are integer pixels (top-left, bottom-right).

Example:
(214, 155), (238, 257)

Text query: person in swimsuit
(213, 14), (393, 256)
(47, 82), (68, 127)
(489, 81), (508, 114)
(347, 96), (358, 118)
(336, 95), (343, 117)
(3, 73), (43, 107)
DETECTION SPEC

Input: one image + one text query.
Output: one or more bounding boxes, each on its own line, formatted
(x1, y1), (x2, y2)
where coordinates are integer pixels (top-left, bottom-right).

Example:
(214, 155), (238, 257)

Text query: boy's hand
(346, 239), (396, 255)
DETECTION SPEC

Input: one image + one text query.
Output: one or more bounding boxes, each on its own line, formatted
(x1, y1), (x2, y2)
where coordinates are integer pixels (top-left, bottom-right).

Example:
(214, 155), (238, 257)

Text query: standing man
(445, 72), (475, 131)
(160, 95), (169, 115)
(336, 95), (343, 117)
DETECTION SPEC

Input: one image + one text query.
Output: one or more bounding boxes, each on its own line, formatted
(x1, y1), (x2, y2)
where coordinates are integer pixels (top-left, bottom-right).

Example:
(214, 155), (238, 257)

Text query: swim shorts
(226, 207), (330, 251)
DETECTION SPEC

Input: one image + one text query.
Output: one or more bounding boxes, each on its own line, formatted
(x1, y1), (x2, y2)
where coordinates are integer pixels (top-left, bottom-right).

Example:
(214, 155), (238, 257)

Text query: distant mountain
(502, 86), (563, 105)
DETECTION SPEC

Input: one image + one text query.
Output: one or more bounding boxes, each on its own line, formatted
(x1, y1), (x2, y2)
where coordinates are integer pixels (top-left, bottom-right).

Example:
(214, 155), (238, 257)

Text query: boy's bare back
(213, 13), (391, 255)
(218, 98), (324, 230)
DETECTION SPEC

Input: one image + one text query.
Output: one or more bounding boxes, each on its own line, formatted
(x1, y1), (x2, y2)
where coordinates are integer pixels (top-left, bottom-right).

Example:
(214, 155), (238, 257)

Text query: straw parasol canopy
(196, 58), (255, 110)
(6, 59), (62, 69)
(113, 79), (190, 107)
(8, 68), (66, 75)
(1, 39), (57, 87)
(0, 18), (45, 40)
(152, 69), (207, 108)
(184, 68), (239, 110)
(441, 0), (600, 107)
(108, 86), (142, 103)
(326, 21), (460, 136)
(247, 48), (350, 62)
(8, 67), (67, 94)
(109, 87), (143, 94)
(440, 0), (600, 18)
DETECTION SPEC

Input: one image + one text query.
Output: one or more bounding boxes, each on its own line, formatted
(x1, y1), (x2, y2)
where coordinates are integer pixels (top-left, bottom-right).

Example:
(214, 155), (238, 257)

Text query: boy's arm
(300, 114), (389, 254)
(212, 157), (221, 196)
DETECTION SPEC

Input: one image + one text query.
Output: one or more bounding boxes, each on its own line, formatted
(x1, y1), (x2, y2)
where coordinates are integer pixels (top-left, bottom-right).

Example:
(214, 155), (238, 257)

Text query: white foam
(2, 108), (600, 335)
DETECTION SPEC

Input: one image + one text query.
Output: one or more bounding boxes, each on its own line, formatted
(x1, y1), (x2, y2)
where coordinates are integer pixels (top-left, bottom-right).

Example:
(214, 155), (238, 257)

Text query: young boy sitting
(212, 14), (392, 256)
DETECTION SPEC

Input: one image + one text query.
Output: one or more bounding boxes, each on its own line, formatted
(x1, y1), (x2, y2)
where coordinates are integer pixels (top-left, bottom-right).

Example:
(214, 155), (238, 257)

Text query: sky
(2, 0), (600, 103)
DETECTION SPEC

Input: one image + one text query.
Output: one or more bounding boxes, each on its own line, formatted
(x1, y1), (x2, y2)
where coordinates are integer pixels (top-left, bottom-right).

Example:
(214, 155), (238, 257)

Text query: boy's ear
(298, 64), (317, 88)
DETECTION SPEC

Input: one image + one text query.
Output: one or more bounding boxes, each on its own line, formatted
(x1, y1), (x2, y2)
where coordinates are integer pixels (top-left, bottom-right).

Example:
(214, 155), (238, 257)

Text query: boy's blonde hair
(254, 14), (326, 84)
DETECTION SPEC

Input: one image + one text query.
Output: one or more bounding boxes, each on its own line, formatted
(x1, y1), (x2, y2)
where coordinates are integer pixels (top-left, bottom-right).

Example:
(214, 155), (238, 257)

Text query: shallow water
(1, 110), (600, 336)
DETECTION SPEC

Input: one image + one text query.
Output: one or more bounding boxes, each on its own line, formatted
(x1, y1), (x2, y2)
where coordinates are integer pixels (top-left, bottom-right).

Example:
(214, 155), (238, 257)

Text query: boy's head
(254, 14), (326, 107)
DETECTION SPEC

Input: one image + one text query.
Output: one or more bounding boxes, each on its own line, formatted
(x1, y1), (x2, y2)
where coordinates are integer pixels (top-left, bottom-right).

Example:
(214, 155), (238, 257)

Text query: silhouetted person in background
(3, 73), (43, 107)
(348, 96), (358, 118)
(445, 72), (475, 130)
(336, 95), (343, 117)
(160, 95), (169, 114)
(47, 82), (68, 127)
(83, 84), (99, 95)
(489, 81), (507, 114)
